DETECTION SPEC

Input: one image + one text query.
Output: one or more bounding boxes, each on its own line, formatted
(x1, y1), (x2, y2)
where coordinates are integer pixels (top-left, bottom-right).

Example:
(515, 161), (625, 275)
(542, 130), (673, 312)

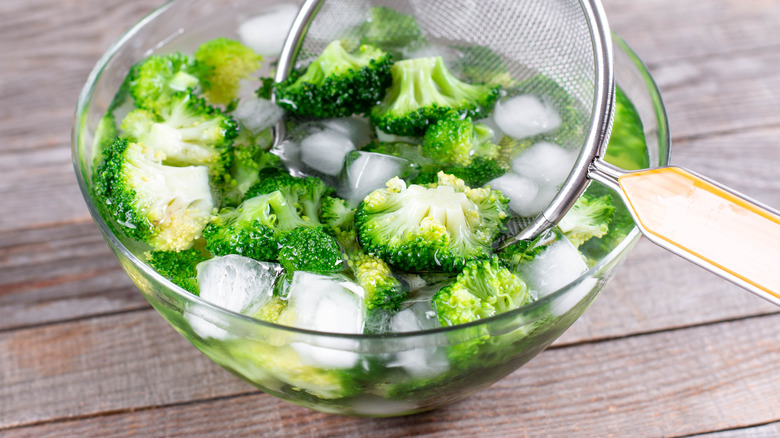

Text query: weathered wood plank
(0, 220), (148, 331)
(4, 311), (779, 436)
(604, 0), (780, 66)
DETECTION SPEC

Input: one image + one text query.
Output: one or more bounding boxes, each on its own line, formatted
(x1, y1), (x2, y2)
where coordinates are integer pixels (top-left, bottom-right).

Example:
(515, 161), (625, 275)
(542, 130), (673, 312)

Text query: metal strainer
(274, 0), (780, 305)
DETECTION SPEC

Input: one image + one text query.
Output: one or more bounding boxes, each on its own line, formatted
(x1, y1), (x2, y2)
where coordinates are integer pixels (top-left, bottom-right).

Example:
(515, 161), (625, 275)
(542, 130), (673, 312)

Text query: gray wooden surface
(2, 0), (779, 436)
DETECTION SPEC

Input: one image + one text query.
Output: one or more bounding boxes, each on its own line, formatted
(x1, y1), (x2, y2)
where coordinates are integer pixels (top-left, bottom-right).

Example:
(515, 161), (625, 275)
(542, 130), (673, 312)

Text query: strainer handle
(591, 161), (780, 305)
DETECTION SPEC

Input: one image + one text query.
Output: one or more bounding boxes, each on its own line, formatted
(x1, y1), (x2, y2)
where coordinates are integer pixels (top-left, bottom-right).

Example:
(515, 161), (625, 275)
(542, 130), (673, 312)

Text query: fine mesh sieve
(274, 0), (615, 244)
(274, 0), (780, 305)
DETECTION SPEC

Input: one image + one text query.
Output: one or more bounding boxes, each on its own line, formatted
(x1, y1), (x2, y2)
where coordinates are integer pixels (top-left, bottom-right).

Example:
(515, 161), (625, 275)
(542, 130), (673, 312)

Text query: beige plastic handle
(617, 167), (780, 304)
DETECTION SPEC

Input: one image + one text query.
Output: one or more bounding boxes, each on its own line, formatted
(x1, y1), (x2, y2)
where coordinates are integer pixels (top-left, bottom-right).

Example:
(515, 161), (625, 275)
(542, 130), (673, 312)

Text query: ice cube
(487, 173), (541, 217)
(375, 127), (421, 144)
(237, 3), (299, 57)
(387, 302), (449, 378)
(299, 130), (355, 176)
(515, 234), (589, 299)
(338, 151), (409, 206)
(493, 94), (561, 139)
(196, 255), (284, 315)
(231, 98), (283, 134)
(322, 117), (373, 148)
(511, 141), (577, 187)
(281, 272), (366, 368)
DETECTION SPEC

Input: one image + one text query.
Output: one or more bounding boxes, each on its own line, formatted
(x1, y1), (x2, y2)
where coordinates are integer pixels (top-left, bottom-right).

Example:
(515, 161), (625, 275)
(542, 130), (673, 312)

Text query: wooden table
(2, 0), (780, 436)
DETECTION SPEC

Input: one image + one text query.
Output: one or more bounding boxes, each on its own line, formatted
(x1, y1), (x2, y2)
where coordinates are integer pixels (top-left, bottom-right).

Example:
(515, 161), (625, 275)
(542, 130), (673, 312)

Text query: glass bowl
(72, 0), (670, 417)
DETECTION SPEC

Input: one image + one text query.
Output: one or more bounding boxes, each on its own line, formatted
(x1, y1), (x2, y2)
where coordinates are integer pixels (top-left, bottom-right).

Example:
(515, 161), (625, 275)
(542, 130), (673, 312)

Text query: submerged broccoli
(369, 56), (500, 137)
(120, 92), (237, 177)
(244, 174), (332, 228)
(93, 138), (215, 251)
(603, 86), (650, 171)
(499, 227), (563, 272)
(275, 39), (393, 118)
(355, 172), (510, 273)
(223, 127), (284, 206)
(127, 52), (207, 114)
(321, 197), (407, 311)
(433, 257), (530, 326)
(558, 192), (615, 247)
(442, 156), (507, 188)
(194, 37), (262, 106)
(357, 6), (427, 58)
(422, 115), (498, 166)
(146, 247), (211, 294)
(277, 226), (343, 274)
(202, 191), (284, 261)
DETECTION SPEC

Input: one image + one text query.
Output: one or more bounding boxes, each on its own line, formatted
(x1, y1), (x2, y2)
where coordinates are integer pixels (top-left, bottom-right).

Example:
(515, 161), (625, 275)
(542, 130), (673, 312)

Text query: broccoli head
(603, 86), (650, 171)
(499, 227), (562, 272)
(433, 257), (530, 326)
(194, 37), (263, 106)
(277, 226), (343, 274)
(127, 52), (207, 114)
(120, 92), (237, 177)
(355, 172), (510, 273)
(244, 174), (332, 230)
(443, 156), (507, 188)
(93, 138), (215, 251)
(369, 56), (500, 137)
(558, 192), (615, 247)
(202, 191), (285, 261)
(145, 247), (211, 294)
(275, 39), (393, 118)
(357, 6), (427, 58)
(223, 127), (284, 206)
(422, 115), (498, 166)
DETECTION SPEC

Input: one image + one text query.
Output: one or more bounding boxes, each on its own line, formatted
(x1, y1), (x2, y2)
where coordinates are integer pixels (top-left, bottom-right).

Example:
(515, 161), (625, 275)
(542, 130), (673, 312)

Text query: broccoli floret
(223, 127), (284, 206)
(558, 192), (615, 247)
(120, 92), (237, 177)
(127, 53), (207, 114)
(433, 257), (530, 326)
(578, 184), (637, 264)
(245, 174), (332, 228)
(145, 247), (211, 294)
(355, 172), (510, 273)
(202, 192), (284, 261)
(194, 38), (263, 106)
(277, 226), (343, 274)
(456, 45), (518, 88)
(443, 156), (507, 188)
(275, 40), (393, 118)
(321, 196), (407, 311)
(422, 115), (498, 166)
(357, 7), (427, 58)
(603, 86), (650, 171)
(499, 227), (563, 271)
(93, 138), (215, 251)
(255, 77), (275, 100)
(369, 57), (500, 137)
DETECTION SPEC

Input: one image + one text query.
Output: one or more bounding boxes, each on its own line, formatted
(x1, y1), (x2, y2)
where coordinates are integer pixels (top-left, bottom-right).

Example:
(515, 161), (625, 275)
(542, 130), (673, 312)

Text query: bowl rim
(71, 2), (671, 340)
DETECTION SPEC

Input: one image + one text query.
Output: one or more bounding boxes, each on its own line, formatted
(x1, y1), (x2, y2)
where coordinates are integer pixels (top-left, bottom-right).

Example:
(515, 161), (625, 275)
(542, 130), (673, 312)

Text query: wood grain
(3, 311), (779, 436)
(696, 422), (780, 438)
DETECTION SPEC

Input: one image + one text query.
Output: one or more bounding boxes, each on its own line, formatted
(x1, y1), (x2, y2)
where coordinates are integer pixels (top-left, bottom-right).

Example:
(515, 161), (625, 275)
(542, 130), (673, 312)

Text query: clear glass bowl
(72, 0), (670, 417)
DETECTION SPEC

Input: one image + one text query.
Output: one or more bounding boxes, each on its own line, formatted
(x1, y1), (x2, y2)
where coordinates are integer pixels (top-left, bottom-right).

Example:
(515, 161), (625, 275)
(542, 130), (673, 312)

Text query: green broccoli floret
(456, 45), (518, 88)
(244, 174), (332, 228)
(603, 86), (650, 171)
(127, 52), (207, 114)
(578, 184), (637, 264)
(357, 7), (427, 58)
(355, 172), (510, 273)
(145, 247), (211, 294)
(499, 227), (562, 271)
(558, 192), (614, 247)
(223, 127), (284, 206)
(93, 138), (215, 251)
(202, 191), (285, 261)
(194, 38), (263, 106)
(321, 197), (407, 311)
(422, 115), (498, 166)
(120, 92), (237, 177)
(433, 257), (530, 326)
(443, 156), (507, 188)
(255, 77), (275, 100)
(370, 57), (500, 137)
(275, 40), (393, 118)
(277, 226), (343, 274)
